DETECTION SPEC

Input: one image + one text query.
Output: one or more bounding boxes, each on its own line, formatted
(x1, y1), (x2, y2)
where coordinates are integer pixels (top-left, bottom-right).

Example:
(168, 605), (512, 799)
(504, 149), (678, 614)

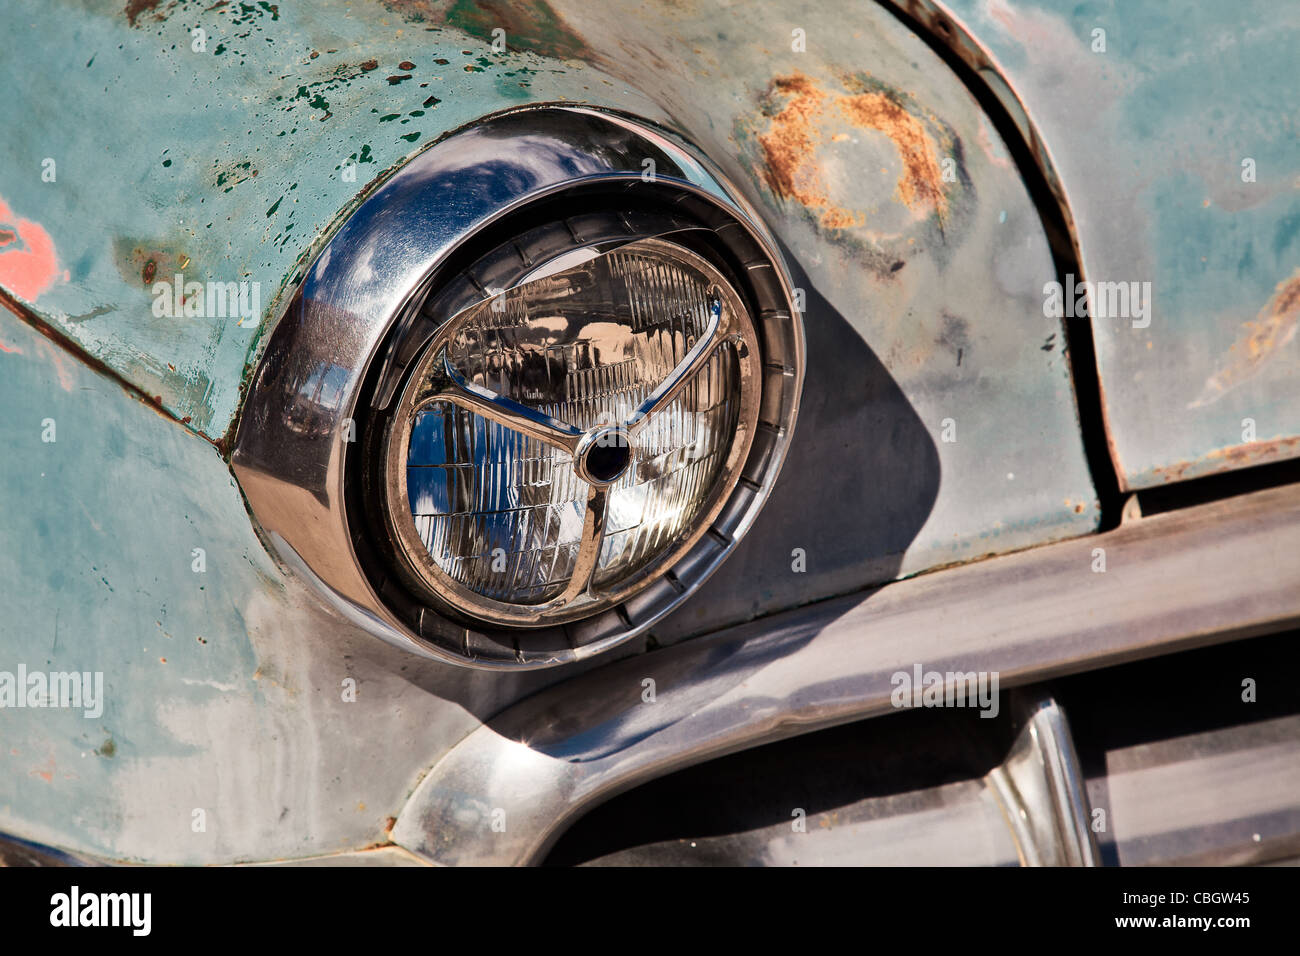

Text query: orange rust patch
(757, 71), (947, 230)
(819, 207), (865, 230)
(1191, 268), (1300, 407)
(838, 92), (946, 213)
(1209, 435), (1300, 468)
(758, 73), (830, 209)
(1151, 435), (1300, 483)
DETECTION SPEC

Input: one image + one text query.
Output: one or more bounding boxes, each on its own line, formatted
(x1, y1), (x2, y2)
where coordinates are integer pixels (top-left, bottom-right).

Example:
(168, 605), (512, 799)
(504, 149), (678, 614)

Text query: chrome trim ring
(232, 106), (805, 668)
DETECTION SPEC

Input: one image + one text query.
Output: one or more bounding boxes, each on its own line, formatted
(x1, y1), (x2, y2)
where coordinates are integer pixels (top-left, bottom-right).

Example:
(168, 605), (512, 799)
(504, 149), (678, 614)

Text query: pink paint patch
(0, 341), (21, 354)
(0, 196), (64, 302)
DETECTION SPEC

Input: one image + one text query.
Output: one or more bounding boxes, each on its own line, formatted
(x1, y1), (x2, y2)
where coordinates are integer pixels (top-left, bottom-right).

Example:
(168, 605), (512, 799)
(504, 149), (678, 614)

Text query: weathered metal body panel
(0, 305), (580, 862)
(0, 0), (1127, 862)
(536, 0), (1098, 638)
(0, 2), (1096, 607)
(924, 0), (1300, 488)
(0, 0), (672, 440)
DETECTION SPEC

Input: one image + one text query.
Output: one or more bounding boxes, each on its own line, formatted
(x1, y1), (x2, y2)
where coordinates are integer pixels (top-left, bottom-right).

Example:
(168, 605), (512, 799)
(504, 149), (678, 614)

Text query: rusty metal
(8, 0), (1290, 868)
(884, 0), (1300, 489)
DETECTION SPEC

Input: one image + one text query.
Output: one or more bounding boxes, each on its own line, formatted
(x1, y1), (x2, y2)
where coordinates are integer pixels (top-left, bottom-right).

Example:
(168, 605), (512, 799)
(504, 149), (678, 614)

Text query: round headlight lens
(383, 236), (760, 626)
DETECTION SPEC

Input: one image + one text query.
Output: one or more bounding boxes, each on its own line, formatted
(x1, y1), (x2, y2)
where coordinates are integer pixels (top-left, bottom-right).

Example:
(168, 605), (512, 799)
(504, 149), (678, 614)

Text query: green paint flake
(399, 132), (421, 143)
(266, 197), (282, 217)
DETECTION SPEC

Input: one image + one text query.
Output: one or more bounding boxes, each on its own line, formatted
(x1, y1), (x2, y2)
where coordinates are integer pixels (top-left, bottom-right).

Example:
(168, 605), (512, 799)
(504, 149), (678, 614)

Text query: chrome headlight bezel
(233, 106), (804, 668)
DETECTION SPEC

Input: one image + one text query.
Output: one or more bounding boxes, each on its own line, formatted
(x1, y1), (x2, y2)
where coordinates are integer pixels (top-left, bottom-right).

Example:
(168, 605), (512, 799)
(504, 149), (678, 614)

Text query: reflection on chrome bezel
(231, 105), (805, 669)
(382, 238), (761, 628)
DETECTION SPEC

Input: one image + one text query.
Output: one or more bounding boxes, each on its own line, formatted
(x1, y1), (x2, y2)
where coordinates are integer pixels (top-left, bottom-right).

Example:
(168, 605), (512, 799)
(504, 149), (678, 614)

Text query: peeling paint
(384, 0), (593, 62)
(124, 0), (169, 29)
(1, 0), (667, 443)
(0, 197), (66, 302)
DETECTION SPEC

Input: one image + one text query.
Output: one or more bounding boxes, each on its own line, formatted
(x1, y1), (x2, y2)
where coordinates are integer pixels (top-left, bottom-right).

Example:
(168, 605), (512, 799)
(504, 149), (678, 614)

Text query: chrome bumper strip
(393, 482), (1300, 865)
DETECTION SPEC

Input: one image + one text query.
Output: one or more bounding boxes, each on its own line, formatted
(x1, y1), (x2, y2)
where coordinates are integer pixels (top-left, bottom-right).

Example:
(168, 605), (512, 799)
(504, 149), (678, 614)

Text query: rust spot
(756, 71), (948, 232)
(1191, 268), (1300, 407)
(1210, 435), (1300, 469)
(1150, 460), (1192, 484)
(359, 59), (379, 72)
(758, 74), (836, 219)
(383, 816), (397, 836)
(0, 228), (16, 247)
(838, 92), (946, 213)
(399, 60), (416, 70)
(1150, 435), (1300, 484)
(114, 238), (192, 289)
(124, 0), (170, 28)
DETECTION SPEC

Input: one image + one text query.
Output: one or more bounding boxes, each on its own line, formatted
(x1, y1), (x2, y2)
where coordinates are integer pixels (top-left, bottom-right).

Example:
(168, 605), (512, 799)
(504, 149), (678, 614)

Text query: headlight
(233, 106), (803, 667)
(383, 235), (759, 626)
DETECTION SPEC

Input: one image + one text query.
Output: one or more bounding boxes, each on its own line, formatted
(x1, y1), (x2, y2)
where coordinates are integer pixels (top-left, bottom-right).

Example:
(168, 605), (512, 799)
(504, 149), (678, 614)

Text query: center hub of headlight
(576, 425), (634, 486)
